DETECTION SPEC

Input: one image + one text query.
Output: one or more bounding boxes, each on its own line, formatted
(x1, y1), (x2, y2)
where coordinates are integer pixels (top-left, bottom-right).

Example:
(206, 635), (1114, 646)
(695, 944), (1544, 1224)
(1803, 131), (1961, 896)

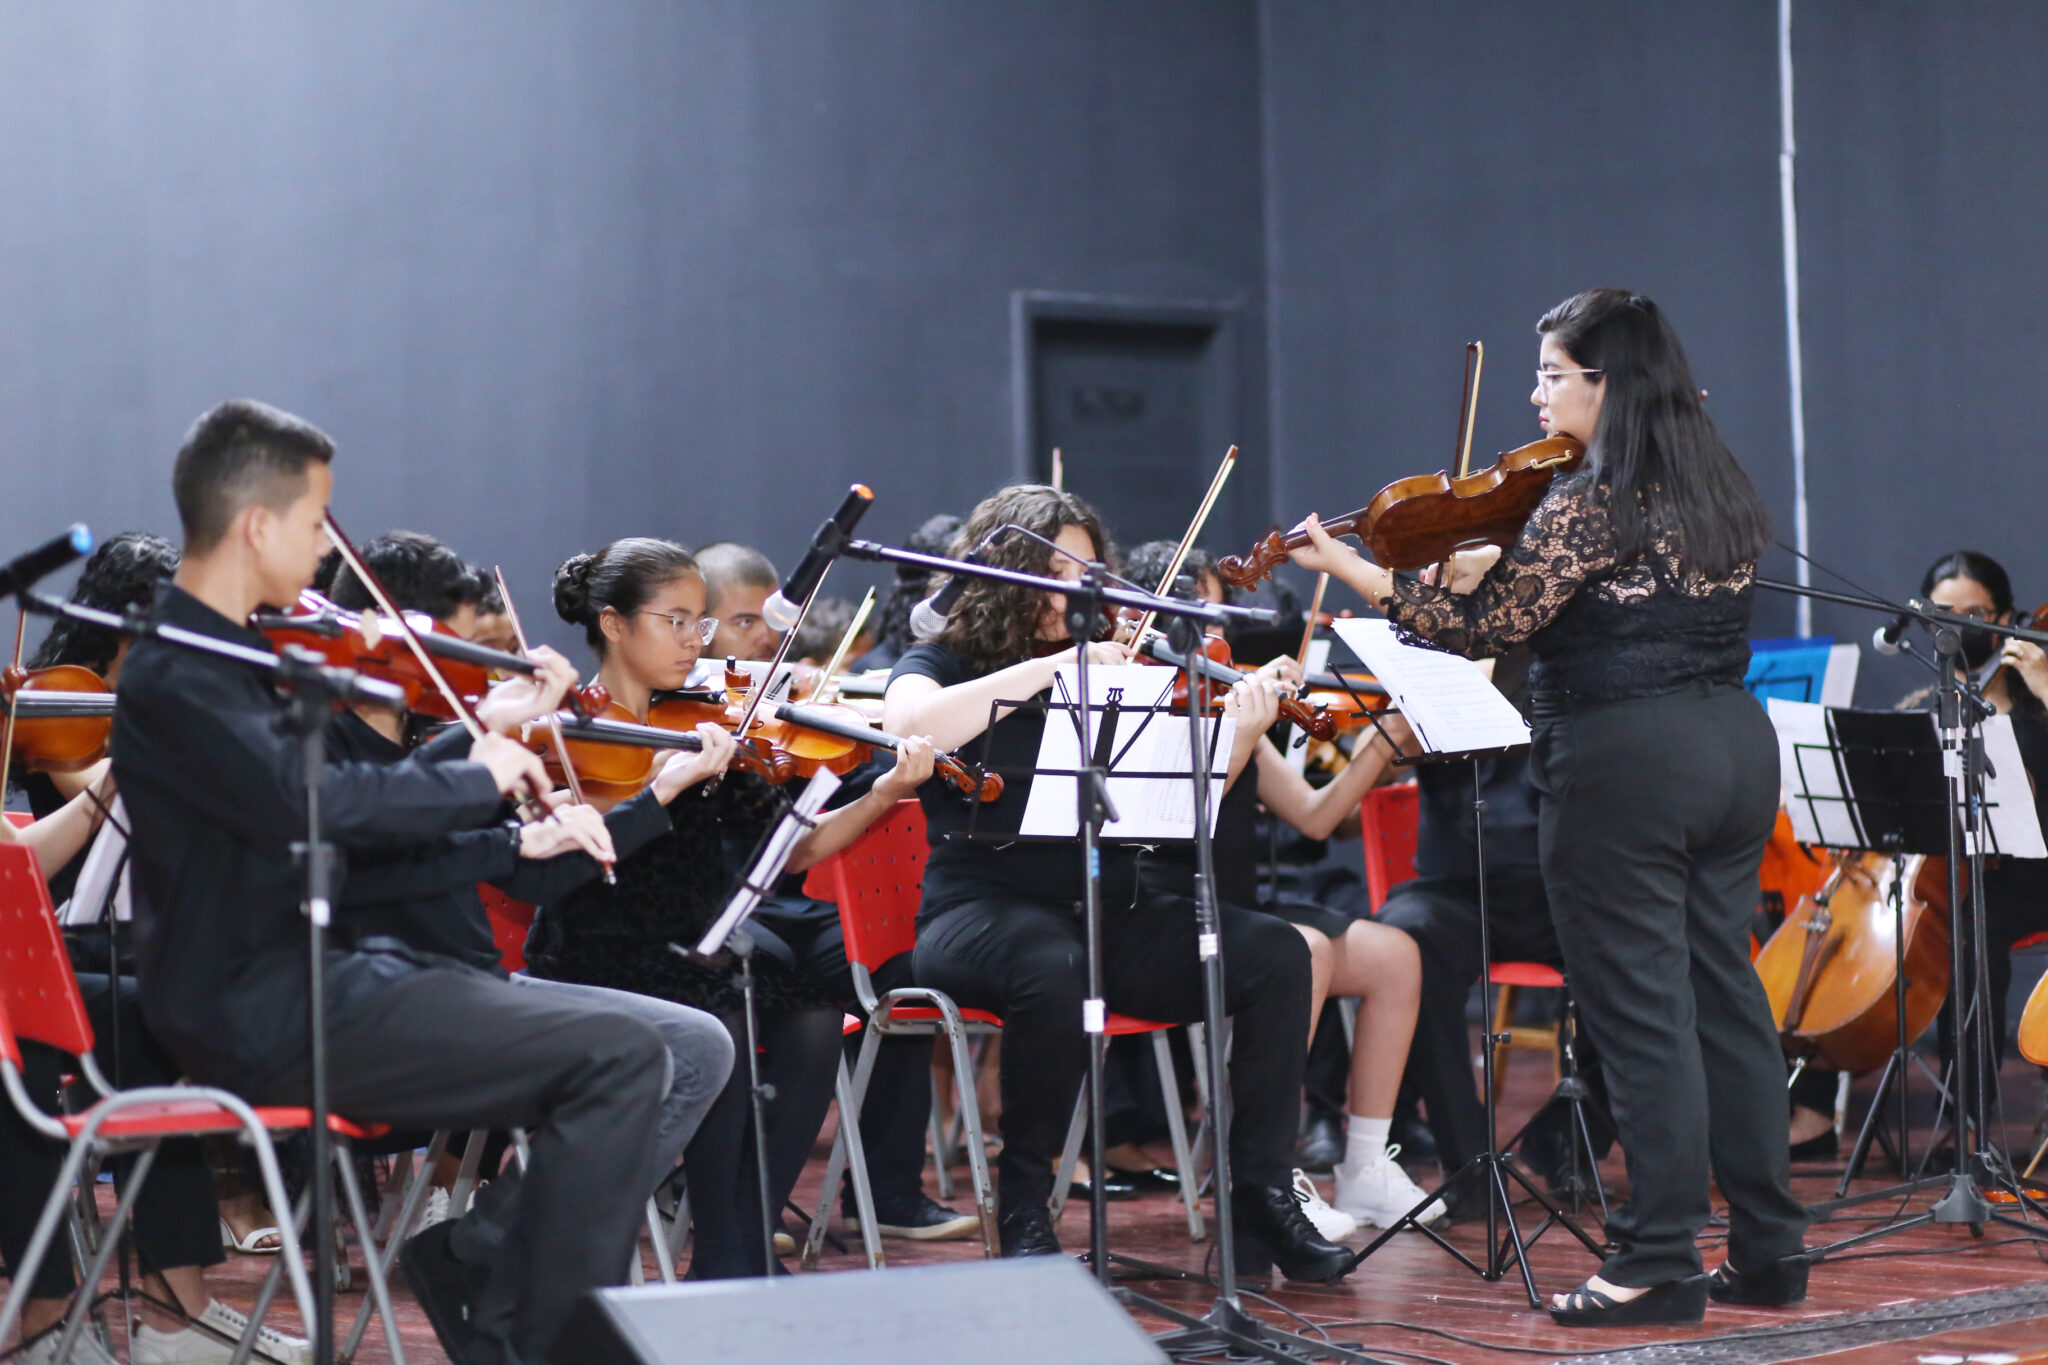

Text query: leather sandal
(1548, 1275), (1708, 1327)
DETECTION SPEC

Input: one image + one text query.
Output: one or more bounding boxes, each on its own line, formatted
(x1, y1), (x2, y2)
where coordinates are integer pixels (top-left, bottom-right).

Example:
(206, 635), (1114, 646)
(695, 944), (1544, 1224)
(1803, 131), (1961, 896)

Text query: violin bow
(491, 566), (617, 880)
(1443, 341), (1484, 586)
(810, 586), (875, 705)
(728, 563), (828, 742)
(323, 516), (555, 827)
(1050, 447), (1064, 492)
(0, 611), (25, 802)
(1128, 445), (1238, 647)
(1296, 572), (1330, 669)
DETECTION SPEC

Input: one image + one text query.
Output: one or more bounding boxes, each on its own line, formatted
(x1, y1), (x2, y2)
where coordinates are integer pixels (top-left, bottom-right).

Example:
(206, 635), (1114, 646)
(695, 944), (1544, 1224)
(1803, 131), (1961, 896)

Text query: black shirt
(889, 642), (1136, 920)
(1385, 469), (1755, 703)
(324, 710), (673, 973)
(111, 583), (506, 1090)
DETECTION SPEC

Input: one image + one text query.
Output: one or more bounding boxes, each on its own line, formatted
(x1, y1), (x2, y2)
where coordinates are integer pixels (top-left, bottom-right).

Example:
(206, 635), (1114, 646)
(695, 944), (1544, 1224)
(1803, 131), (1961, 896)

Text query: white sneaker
(413, 1185), (453, 1234)
(1289, 1168), (1358, 1241)
(20, 1327), (119, 1365)
(1332, 1144), (1447, 1229)
(195, 1299), (312, 1365)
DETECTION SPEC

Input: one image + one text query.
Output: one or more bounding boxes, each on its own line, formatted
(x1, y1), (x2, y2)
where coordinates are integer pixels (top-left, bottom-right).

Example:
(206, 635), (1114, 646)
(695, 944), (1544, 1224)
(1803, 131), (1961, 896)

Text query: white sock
(1342, 1115), (1391, 1169)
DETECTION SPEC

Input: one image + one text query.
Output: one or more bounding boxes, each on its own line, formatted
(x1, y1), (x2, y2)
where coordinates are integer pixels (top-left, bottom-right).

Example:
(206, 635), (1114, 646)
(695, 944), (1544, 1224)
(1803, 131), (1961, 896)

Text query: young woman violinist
(1288, 289), (1807, 1325)
(1120, 541), (1440, 1233)
(883, 486), (1354, 1281)
(524, 537), (936, 1278)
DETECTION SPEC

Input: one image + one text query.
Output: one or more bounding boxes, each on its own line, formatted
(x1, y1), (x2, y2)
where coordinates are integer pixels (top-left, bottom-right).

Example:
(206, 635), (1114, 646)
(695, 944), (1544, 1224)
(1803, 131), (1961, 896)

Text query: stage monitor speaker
(550, 1256), (1168, 1365)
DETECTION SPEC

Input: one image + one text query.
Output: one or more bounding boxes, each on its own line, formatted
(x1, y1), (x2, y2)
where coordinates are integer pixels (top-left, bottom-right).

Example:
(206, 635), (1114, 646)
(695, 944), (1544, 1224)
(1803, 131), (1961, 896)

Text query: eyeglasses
(635, 610), (720, 644)
(1534, 367), (1604, 393)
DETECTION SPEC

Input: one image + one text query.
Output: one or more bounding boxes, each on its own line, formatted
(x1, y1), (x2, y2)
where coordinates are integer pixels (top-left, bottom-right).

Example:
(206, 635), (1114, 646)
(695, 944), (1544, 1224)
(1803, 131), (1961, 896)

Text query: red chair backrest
(1360, 782), (1421, 913)
(0, 844), (95, 1059)
(802, 800), (929, 972)
(478, 885), (536, 974)
(4, 812), (31, 829)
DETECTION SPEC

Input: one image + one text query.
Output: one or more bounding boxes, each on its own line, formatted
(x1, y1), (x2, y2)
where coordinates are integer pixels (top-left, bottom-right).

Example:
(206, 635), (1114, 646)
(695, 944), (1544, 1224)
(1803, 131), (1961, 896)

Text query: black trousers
(753, 895), (934, 1206)
(1532, 684), (1807, 1285)
(240, 954), (669, 1365)
(913, 887), (1311, 1205)
(0, 973), (222, 1300)
(1376, 870), (1609, 1173)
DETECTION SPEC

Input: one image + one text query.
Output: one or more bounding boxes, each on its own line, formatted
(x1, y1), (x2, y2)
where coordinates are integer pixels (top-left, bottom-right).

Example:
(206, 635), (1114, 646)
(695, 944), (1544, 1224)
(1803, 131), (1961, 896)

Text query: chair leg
(837, 1053), (883, 1270)
(345, 1131), (450, 1359)
(1048, 1091), (1088, 1227)
(646, 1197), (677, 1284)
(334, 1145), (407, 1365)
(945, 1021), (1000, 1258)
(53, 1143), (162, 1365)
(446, 1128), (490, 1216)
(1150, 1032), (1205, 1241)
(928, 1085), (956, 1201)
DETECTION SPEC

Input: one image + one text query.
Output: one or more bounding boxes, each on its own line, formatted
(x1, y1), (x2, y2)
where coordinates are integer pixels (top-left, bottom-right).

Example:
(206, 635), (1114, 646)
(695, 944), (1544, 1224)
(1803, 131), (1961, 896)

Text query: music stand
(677, 768), (842, 1276)
(1769, 703), (1957, 1197)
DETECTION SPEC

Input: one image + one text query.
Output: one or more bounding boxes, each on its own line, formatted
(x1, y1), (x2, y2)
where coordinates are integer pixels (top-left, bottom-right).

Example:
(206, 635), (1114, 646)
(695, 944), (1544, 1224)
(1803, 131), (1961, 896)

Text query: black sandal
(1707, 1254), (1809, 1306)
(1548, 1275), (1708, 1327)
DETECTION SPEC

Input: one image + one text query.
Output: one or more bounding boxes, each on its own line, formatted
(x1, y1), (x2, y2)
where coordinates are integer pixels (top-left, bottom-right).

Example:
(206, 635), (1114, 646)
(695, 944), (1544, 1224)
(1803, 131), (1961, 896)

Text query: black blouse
(1383, 469), (1755, 703)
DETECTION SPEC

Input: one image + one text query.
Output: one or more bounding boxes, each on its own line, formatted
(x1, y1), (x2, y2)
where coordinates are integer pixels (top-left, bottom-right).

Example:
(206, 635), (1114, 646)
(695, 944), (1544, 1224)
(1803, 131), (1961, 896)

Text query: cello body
(1754, 851), (1953, 1076)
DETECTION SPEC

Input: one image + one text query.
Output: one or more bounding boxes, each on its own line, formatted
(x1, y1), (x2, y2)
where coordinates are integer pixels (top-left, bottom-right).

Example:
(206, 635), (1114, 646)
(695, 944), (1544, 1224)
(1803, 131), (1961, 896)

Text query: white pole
(1779, 0), (1813, 636)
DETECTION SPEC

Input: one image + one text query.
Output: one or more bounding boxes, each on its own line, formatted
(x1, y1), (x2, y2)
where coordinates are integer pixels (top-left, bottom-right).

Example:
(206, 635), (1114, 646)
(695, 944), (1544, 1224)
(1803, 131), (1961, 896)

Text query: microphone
(910, 525), (1018, 639)
(0, 524), (92, 598)
(762, 485), (874, 631)
(1872, 612), (1913, 656)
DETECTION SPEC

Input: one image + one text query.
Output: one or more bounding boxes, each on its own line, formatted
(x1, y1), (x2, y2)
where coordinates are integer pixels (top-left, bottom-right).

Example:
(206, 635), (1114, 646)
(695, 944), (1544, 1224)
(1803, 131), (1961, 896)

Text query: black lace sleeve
(1382, 474), (1618, 657)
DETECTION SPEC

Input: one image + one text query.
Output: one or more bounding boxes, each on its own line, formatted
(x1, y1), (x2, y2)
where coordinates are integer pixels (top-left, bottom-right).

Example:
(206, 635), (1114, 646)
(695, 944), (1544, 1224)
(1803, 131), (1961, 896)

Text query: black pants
(0, 973), (222, 1300)
(241, 954), (669, 1365)
(1532, 684), (1807, 1285)
(679, 1005), (842, 1278)
(753, 895), (934, 1207)
(913, 888), (1311, 1206)
(1377, 870), (1609, 1173)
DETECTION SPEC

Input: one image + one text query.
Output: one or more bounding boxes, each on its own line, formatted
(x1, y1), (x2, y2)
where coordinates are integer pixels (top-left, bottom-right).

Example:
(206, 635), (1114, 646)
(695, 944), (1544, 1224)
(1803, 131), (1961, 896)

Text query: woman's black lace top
(1382, 468), (1755, 702)
(524, 772), (834, 1016)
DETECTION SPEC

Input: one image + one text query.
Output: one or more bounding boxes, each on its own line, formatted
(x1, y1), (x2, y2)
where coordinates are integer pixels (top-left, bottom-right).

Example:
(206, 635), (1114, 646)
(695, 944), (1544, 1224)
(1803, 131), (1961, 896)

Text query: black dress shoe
(1105, 1166), (1181, 1195)
(1788, 1128), (1838, 1161)
(1297, 1107), (1344, 1174)
(1389, 1111), (1439, 1165)
(1230, 1183), (1354, 1283)
(1708, 1254), (1808, 1306)
(999, 1201), (1063, 1257)
(1068, 1171), (1139, 1202)
(1549, 1275), (1708, 1327)
(401, 1222), (489, 1365)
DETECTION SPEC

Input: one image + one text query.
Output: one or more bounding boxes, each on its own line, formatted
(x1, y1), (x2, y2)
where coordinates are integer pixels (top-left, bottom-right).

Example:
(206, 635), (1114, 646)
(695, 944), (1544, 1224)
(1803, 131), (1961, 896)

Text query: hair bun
(553, 553), (598, 624)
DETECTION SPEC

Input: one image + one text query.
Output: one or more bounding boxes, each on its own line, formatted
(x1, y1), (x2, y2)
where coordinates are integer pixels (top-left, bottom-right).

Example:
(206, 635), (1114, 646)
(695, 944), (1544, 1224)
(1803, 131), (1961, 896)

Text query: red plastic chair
(1359, 780), (1563, 1097)
(799, 801), (1204, 1263)
(479, 884), (536, 974)
(0, 843), (407, 1363)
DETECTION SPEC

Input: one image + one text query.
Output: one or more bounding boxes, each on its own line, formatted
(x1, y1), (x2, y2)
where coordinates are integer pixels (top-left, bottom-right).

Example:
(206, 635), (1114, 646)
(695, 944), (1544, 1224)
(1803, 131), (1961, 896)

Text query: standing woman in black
(1289, 289), (1807, 1325)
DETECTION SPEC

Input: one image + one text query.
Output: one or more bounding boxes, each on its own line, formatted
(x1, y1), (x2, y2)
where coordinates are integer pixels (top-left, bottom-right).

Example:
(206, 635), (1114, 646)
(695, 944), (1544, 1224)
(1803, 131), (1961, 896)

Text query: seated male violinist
(314, 529), (737, 1339)
(112, 400), (676, 1365)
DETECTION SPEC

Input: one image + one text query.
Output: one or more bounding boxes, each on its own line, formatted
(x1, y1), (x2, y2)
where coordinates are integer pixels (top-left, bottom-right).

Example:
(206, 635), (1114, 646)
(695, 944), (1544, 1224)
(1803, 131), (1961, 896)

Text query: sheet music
(1016, 664), (1234, 841)
(1328, 619), (1529, 754)
(695, 769), (841, 956)
(1767, 699), (1862, 846)
(1975, 713), (2047, 859)
(57, 796), (130, 926)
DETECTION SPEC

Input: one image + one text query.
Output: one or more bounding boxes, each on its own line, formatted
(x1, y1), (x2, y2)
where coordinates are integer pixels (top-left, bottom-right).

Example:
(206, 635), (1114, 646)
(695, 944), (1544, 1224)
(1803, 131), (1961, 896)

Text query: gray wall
(4, 2), (2046, 690)
(0, 0), (1267, 655)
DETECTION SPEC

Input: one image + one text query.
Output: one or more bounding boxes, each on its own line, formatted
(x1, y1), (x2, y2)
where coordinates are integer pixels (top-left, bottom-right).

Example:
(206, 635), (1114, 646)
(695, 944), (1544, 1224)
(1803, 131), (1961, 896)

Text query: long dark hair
(1921, 550), (2013, 615)
(29, 532), (180, 674)
(932, 486), (1111, 674)
(1538, 289), (1771, 579)
(553, 537), (699, 657)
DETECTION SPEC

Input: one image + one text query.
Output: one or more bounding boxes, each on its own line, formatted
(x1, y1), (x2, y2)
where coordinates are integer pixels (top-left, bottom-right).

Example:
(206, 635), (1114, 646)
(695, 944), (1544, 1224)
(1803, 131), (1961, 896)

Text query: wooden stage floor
(75, 1044), (2048, 1364)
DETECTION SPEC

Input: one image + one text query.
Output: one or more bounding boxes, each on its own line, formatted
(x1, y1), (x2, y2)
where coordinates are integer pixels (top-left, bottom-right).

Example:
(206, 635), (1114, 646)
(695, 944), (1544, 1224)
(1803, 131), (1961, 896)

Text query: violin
(1, 665), (115, 773)
(258, 592), (539, 722)
(1218, 342), (1586, 585)
(1132, 633), (1339, 742)
(1752, 850), (1954, 1075)
(543, 683), (797, 800)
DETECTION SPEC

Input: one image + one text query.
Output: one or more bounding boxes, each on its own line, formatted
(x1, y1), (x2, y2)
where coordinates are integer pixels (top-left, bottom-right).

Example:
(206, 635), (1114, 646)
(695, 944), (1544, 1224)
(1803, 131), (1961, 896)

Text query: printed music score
(1329, 619), (1530, 755)
(1017, 664), (1234, 841)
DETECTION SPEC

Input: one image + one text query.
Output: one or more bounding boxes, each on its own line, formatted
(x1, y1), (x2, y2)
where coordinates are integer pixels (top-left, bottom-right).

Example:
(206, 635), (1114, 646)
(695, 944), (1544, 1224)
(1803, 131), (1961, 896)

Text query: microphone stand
(21, 593), (405, 1365)
(1754, 577), (2048, 1256)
